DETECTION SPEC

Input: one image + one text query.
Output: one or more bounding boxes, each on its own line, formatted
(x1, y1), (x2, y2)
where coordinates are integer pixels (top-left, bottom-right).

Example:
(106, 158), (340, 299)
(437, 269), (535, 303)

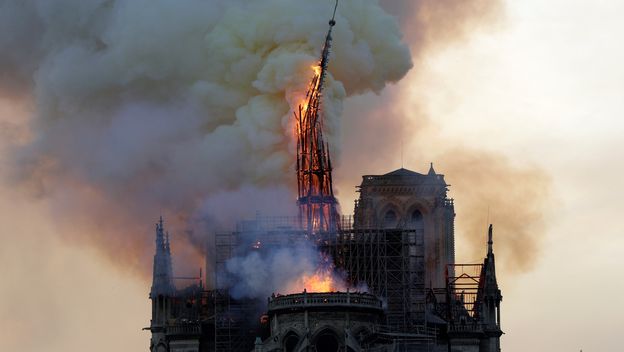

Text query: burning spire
(295, 0), (340, 234)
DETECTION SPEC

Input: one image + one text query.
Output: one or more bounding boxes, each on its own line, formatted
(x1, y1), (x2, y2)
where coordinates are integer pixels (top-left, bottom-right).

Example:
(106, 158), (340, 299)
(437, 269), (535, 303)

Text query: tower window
(383, 210), (398, 228)
(411, 209), (424, 228)
(412, 210), (423, 221)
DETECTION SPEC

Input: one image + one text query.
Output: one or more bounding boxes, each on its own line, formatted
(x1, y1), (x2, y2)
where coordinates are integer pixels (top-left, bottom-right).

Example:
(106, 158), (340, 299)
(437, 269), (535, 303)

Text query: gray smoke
(223, 243), (319, 299)
(0, 0), (412, 273)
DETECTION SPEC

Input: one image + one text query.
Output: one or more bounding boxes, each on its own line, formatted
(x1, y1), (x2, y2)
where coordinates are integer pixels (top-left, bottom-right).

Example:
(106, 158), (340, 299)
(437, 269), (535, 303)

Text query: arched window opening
(411, 209), (424, 229)
(315, 330), (339, 352)
(283, 333), (300, 352)
(383, 209), (398, 228)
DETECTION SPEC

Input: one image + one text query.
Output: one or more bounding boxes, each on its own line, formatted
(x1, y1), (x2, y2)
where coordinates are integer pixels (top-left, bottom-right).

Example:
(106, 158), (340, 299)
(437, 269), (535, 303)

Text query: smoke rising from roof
(0, 0), (412, 273)
(336, 0), (551, 273)
(1, 0), (547, 278)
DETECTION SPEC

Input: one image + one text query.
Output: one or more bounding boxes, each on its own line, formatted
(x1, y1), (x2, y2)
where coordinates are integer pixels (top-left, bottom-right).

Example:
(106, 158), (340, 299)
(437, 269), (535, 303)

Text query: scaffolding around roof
(446, 263), (484, 332)
(321, 228), (426, 332)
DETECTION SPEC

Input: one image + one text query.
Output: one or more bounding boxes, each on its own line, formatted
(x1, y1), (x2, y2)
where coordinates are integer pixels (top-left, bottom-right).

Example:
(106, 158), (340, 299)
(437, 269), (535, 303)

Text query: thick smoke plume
(336, 0), (551, 274)
(223, 245), (319, 300)
(222, 242), (363, 300)
(1, 0), (546, 280)
(0, 0), (412, 274)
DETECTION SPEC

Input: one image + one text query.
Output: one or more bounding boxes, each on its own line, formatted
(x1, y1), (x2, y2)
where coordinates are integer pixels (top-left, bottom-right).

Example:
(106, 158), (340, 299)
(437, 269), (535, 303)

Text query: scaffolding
(446, 263), (484, 332)
(213, 216), (436, 350)
(213, 232), (260, 352)
(323, 228), (426, 332)
(213, 220), (308, 352)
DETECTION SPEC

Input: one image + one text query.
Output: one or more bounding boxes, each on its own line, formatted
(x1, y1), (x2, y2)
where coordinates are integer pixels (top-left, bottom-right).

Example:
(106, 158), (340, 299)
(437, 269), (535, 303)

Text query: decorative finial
(488, 224), (493, 255)
(428, 162), (436, 176)
(330, 0), (338, 26)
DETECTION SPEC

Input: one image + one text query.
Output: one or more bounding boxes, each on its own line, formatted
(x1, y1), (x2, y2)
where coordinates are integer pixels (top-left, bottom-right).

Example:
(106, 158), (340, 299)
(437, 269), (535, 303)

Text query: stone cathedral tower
(353, 164), (455, 289)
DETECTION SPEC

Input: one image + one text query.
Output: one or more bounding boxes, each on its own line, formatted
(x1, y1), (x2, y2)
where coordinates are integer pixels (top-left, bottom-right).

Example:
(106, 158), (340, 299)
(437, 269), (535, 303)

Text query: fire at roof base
(147, 166), (503, 352)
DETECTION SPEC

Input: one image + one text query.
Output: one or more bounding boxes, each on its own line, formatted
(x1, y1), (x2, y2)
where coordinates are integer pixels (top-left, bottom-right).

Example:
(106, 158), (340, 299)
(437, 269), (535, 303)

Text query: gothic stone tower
(353, 165), (455, 289)
(149, 217), (175, 352)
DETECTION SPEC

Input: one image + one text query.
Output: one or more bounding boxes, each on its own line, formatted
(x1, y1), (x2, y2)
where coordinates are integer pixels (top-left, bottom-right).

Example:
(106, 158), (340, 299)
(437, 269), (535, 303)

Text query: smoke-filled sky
(1, 0), (623, 351)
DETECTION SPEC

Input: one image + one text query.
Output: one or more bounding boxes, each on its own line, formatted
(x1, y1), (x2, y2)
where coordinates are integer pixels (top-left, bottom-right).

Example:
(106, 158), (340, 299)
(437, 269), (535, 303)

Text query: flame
(283, 252), (348, 293)
(285, 267), (345, 293)
(301, 268), (342, 292)
(299, 65), (321, 114)
(312, 64), (321, 76)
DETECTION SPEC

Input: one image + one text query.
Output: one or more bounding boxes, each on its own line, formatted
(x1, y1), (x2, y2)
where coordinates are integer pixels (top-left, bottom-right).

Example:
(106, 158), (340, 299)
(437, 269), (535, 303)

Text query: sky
(390, 0), (624, 350)
(1, 0), (623, 351)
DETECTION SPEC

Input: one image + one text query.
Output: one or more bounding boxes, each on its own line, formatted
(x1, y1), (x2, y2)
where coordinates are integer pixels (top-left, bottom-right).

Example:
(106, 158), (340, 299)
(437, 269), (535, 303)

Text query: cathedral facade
(147, 166), (503, 352)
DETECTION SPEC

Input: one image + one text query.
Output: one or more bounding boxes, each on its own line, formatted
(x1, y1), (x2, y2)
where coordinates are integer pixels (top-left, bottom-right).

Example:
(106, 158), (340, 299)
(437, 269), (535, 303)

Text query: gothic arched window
(314, 329), (340, 352)
(411, 209), (424, 228)
(383, 209), (398, 228)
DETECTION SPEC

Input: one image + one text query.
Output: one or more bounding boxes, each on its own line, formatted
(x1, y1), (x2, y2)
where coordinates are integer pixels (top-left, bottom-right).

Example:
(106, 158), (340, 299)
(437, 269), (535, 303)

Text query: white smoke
(222, 241), (368, 299)
(0, 0), (412, 270)
(223, 243), (320, 299)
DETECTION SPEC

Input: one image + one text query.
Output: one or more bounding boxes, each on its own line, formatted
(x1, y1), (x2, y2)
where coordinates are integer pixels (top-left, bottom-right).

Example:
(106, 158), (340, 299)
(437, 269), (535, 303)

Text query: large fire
(301, 271), (343, 292)
(282, 252), (353, 293)
(285, 265), (347, 293)
(293, 60), (340, 235)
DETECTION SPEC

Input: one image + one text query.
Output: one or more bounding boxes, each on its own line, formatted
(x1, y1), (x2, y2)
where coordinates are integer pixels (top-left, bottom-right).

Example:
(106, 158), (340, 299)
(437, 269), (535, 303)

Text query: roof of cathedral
(383, 168), (424, 177)
(360, 164), (447, 188)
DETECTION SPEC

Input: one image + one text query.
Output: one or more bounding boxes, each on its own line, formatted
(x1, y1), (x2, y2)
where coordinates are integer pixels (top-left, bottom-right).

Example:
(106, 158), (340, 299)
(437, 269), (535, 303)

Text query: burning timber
(294, 0), (340, 235)
(147, 2), (503, 352)
(148, 168), (503, 352)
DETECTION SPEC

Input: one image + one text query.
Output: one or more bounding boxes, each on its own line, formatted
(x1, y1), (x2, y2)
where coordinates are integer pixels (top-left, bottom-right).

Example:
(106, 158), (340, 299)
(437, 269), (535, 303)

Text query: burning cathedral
(147, 4), (503, 352)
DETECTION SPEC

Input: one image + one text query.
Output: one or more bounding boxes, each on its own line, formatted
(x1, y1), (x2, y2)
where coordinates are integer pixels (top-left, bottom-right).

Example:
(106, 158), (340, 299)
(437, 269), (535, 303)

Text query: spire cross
(330, 0), (339, 25)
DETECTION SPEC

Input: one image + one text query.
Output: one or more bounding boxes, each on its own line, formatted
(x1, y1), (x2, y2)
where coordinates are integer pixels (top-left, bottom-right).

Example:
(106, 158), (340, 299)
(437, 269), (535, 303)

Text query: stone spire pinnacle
(482, 224), (500, 296)
(488, 224), (493, 255)
(428, 162), (436, 176)
(151, 217), (174, 297)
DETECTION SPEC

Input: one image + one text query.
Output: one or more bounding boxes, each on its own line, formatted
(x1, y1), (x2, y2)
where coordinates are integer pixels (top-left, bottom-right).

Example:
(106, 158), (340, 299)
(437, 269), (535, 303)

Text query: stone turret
(478, 224), (503, 352)
(150, 217), (175, 352)
(151, 216), (175, 297)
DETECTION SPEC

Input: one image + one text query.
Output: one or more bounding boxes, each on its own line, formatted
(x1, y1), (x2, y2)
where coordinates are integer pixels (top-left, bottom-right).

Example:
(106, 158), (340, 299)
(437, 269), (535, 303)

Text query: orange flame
(312, 64), (321, 76)
(299, 65), (321, 114)
(284, 267), (345, 293)
(284, 253), (348, 293)
(301, 268), (343, 292)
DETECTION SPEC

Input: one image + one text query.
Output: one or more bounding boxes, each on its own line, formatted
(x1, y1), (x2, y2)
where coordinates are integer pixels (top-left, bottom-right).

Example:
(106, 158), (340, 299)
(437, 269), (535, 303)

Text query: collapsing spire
(295, 0), (340, 234)
(150, 216), (175, 296)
